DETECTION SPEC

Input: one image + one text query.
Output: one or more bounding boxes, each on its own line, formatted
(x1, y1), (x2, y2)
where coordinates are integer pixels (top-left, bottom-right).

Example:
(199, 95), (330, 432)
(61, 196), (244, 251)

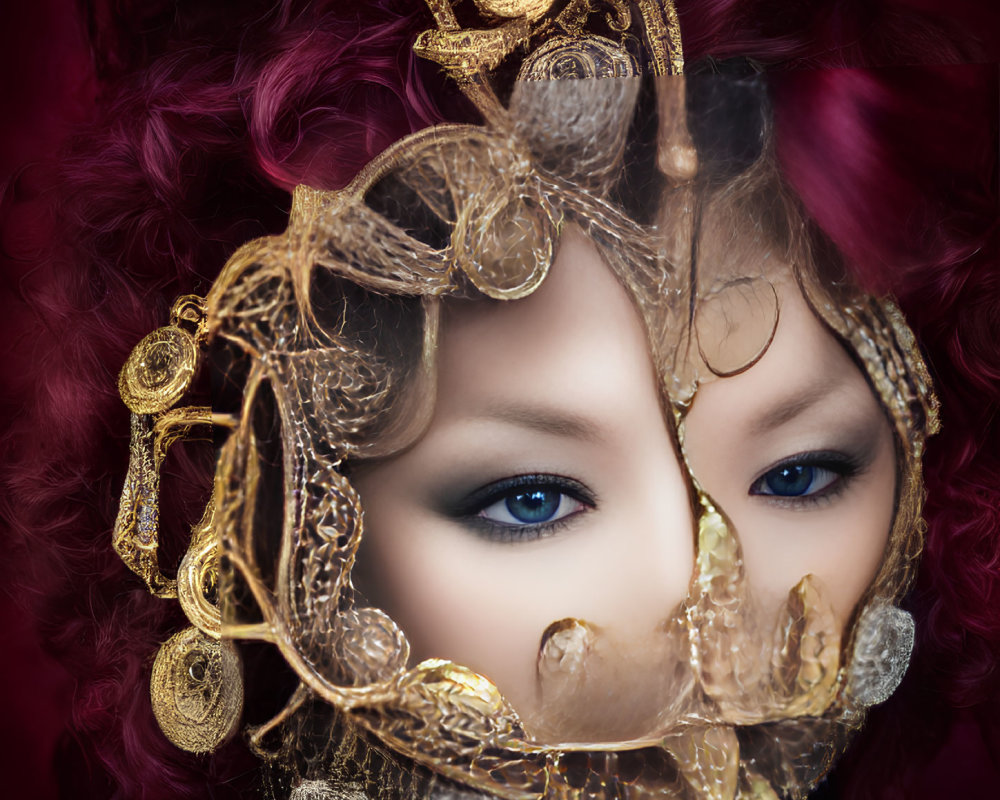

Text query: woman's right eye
(479, 488), (585, 527)
(451, 474), (596, 543)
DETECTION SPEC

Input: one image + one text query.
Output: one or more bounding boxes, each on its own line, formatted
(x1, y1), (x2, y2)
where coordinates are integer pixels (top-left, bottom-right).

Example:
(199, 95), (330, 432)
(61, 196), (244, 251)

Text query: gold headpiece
(114, 2), (938, 798)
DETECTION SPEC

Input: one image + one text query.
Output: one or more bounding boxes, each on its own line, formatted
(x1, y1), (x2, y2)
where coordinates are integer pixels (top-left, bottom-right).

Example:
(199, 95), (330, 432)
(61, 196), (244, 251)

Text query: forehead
(434, 226), (865, 428)
(686, 273), (876, 432)
(435, 227), (652, 423)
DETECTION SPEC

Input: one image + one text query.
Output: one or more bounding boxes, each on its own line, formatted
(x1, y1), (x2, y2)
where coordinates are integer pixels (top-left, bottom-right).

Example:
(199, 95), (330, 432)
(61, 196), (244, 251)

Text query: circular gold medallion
(119, 325), (197, 414)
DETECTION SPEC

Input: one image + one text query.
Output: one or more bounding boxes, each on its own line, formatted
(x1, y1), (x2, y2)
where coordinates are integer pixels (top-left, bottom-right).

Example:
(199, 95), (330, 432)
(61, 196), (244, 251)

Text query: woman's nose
(526, 445), (698, 743)
(598, 441), (697, 635)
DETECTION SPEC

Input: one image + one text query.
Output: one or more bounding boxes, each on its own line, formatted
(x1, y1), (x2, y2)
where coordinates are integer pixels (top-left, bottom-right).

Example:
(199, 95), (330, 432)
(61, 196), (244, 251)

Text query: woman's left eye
(749, 452), (862, 502)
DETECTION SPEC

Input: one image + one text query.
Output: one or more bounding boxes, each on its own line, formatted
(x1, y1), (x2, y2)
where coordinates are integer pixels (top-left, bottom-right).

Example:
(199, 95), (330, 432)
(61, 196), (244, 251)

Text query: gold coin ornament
(150, 626), (244, 754)
(119, 325), (198, 415)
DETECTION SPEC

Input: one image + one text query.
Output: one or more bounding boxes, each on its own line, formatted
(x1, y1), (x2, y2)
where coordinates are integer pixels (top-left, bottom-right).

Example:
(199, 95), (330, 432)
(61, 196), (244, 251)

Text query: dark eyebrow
(749, 379), (843, 436)
(477, 403), (604, 443)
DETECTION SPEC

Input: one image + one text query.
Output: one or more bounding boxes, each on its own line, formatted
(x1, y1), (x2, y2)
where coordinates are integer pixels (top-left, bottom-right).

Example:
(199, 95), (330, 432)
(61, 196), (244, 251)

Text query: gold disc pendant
(119, 325), (198, 415)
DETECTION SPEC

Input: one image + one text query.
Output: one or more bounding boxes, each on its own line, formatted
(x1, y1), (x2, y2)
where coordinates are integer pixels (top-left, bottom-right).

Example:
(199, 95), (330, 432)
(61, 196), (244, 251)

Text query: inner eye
(752, 463), (839, 497)
(480, 489), (584, 526)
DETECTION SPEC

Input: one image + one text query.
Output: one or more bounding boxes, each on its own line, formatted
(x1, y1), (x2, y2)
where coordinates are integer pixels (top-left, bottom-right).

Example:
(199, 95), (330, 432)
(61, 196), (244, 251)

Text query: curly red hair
(1, 2), (997, 798)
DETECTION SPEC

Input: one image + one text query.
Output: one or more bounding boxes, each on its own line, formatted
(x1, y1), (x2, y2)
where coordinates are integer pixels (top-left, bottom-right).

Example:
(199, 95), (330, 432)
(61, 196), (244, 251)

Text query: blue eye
(481, 488), (581, 526)
(763, 464), (825, 496)
(750, 452), (861, 501)
(507, 489), (560, 522)
(452, 474), (595, 541)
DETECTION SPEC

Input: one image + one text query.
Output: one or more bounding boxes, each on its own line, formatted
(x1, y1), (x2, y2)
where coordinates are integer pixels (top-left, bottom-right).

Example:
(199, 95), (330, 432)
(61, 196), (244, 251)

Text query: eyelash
(450, 474), (596, 543)
(748, 450), (865, 508)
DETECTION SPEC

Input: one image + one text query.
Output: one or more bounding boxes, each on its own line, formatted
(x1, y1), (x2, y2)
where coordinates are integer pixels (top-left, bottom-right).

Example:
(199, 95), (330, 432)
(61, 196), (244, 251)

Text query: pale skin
(350, 226), (896, 743)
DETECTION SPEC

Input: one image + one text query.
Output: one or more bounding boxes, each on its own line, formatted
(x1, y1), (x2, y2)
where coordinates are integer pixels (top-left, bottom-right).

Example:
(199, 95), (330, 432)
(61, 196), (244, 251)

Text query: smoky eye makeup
(441, 473), (597, 543)
(748, 448), (869, 508)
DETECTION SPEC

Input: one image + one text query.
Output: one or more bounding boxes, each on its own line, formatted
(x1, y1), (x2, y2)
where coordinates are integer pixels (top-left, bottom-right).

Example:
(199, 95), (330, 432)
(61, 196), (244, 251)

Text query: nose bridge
(527, 415), (747, 743)
(528, 448), (704, 744)
(580, 425), (699, 640)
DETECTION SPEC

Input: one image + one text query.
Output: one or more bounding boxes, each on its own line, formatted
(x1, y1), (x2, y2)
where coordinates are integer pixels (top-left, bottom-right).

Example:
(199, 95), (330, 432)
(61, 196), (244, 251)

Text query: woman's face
(350, 227), (896, 743)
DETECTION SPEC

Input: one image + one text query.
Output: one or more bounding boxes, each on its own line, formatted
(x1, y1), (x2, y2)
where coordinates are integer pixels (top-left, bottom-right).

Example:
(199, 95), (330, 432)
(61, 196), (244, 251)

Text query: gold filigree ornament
(473, 0), (556, 21)
(114, 294), (243, 752)
(520, 34), (640, 81)
(150, 626), (243, 753)
(119, 325), (197, 415)
(113, 3), (941, 798)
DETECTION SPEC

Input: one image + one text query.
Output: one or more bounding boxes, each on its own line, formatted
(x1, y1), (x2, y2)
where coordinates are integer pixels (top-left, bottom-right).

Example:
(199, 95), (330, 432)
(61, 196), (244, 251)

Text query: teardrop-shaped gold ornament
(150, 626), (243, 753)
